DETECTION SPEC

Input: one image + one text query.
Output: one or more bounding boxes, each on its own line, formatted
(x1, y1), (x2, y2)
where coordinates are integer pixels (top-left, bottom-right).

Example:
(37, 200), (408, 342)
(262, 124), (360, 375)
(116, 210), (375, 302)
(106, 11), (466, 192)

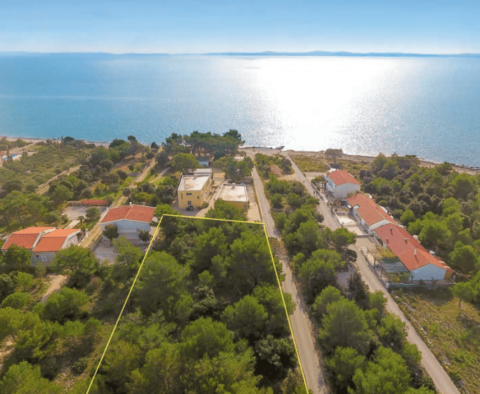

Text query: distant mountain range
(1, 50), (479, 58)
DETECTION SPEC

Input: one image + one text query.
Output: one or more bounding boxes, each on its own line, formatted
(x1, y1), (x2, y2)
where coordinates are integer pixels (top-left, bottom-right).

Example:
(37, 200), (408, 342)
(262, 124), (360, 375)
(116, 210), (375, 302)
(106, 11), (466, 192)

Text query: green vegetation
(359, 153), (480, 285)
(395, 288), (480, 393)
(0, 137), (154, 233)
(213, 155), (254, 182)
(256, 154), (433, 393)
(290, 154), (329, 172)
(358, 152), (480, 392)
(255, 154), (293, 178)
(86, 210), (303, 393)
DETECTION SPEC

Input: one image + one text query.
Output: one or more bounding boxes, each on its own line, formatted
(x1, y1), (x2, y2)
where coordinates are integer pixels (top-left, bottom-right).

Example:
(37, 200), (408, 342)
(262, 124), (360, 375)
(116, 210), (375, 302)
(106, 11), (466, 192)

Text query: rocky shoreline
(242, 146), (480, 175)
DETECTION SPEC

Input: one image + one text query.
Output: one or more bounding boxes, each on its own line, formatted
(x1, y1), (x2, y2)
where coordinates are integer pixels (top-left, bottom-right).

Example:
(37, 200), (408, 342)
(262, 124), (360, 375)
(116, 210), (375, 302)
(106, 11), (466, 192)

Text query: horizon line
(1, 50), (480, 58)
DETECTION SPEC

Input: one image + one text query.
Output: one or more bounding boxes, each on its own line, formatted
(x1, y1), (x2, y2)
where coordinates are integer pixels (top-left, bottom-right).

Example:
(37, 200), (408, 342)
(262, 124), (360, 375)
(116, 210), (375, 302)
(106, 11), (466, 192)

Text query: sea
(0, 53), (479, 166)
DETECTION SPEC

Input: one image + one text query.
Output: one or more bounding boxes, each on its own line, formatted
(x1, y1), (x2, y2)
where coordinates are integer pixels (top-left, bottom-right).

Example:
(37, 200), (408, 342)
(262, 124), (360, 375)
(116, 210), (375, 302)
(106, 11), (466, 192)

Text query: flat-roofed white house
(215, 183), (249, 211)
(100, 204), (155, 239)
(325, 169), (361, 199)
(178, 169), (213, 209)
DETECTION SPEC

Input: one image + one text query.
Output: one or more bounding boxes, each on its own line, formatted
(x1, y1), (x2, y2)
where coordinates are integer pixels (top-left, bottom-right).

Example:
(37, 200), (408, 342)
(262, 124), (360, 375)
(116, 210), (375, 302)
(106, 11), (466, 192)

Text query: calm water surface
(0, 54), (479, 165)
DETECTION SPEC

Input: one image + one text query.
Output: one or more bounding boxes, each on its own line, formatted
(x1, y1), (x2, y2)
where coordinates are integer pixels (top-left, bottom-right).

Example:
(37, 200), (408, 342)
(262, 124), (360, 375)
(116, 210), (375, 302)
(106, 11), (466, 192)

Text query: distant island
(1, 50), (480, 58)
(204, 50), (480, 58)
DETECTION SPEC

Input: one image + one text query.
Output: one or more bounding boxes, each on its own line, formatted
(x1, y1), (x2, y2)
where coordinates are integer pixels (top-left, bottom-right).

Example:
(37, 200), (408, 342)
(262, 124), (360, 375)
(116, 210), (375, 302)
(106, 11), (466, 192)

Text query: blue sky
(0, 0), (478, 54)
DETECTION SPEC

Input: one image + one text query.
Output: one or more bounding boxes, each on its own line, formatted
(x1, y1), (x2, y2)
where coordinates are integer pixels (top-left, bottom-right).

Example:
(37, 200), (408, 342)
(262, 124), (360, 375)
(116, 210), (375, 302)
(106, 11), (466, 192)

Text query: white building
(374, 224), (453, 282)
(325, 169), (361, 199)
(215, 183), (249, 211)
(100, 204), (155, 239)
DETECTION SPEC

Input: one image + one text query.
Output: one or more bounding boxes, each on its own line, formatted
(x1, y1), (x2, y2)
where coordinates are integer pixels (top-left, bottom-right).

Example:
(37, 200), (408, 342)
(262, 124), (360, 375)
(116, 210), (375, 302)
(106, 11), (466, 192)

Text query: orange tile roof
(100, 205), (155, 224)
(14, 227), (55, 234)
(347, 193), (395, 227)
(1, 227), (55, 250)
(375, 224), (452, 272)
(327, 170), (360, 186)
(32, 229), (81, 253)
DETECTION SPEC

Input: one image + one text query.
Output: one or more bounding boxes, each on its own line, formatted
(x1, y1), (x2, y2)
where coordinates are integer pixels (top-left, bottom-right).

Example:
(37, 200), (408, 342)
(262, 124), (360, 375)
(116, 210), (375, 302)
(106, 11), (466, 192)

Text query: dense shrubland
(86, 203), (305, 393)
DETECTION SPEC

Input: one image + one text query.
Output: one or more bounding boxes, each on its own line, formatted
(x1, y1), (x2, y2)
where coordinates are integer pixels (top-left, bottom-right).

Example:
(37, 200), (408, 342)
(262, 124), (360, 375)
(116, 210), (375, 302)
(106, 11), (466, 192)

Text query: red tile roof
(1, 227), (55, 251)
(101, 205), (155, 224)
(375, 224), (452, 272)
(14, 227), (55, 234)
(32, 229), (81, 253)
(327, 170), (360, 186)
(347, 193), (395, 227)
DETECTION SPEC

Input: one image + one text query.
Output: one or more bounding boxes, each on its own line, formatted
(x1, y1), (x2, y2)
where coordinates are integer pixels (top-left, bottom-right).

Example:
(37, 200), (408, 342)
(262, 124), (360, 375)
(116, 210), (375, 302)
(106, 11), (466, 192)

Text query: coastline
(3, 135), (479, 175)
(0, 135), (110, 148)
(242, 146), (480, 175)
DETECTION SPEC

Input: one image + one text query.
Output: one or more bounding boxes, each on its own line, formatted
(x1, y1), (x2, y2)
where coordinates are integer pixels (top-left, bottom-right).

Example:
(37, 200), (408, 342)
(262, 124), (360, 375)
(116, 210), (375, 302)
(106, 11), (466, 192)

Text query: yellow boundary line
(161, 213), (261, 225)
(86, 215), (309, 394)
(86, 215), (164, 393)
(262, 224), (309, 394)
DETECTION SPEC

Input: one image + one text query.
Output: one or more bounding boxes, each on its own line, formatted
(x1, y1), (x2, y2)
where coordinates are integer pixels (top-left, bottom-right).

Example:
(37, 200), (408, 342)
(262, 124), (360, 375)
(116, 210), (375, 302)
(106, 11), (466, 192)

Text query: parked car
(186, 205), (194, 211)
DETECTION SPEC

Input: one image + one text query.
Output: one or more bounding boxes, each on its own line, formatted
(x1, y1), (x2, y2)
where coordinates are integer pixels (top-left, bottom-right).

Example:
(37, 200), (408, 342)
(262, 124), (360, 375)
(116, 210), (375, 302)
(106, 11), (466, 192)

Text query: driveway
(63, 206), (107, 221)
(93, 237), (119, 263)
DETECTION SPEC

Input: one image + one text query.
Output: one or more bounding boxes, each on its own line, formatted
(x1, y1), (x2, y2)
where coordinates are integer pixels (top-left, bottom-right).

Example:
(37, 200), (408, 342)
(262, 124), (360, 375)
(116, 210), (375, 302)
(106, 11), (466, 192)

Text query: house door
(41, 254), (48, 263)
(187, 201), (192, 206)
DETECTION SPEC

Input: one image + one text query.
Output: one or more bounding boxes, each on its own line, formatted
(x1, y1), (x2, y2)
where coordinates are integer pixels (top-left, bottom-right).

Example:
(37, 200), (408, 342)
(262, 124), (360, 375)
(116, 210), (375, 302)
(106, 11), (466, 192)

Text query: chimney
(390, 227), (393, 234)
(404, 238), (408, 243)
(386, 237), (389, 243)
(414, 249), (417, 257)
(130, 202), (132, 205)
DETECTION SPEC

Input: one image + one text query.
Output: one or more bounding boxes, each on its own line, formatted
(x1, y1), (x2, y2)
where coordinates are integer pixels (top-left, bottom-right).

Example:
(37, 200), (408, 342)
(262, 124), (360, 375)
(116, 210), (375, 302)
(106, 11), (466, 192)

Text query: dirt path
(41, 274), (67, 304)
(36, 165), (81, 195)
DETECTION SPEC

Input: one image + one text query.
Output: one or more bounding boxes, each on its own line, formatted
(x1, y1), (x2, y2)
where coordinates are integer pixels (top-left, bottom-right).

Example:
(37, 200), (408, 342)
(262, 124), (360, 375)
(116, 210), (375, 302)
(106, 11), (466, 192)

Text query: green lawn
(394, 288), (480, 393)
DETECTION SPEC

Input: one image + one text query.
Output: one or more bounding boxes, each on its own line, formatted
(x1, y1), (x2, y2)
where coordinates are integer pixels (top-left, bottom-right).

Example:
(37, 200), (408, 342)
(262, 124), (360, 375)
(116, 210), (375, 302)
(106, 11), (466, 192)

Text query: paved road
(282, 152), (460, 394)
(248, 153), (326, 394)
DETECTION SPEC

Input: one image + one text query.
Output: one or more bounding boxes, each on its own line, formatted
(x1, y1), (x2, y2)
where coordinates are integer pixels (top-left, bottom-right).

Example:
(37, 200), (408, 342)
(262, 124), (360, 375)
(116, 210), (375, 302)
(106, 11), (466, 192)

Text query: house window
(186, 193), (192, 196)
(197, 196), (200, 199)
